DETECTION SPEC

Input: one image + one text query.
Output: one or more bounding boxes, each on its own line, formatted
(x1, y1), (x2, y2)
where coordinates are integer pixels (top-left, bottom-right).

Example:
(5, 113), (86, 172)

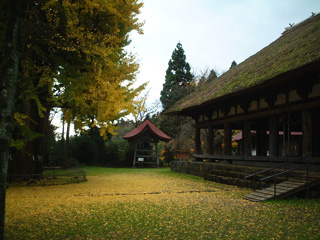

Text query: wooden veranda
(165, 14), (320, 168)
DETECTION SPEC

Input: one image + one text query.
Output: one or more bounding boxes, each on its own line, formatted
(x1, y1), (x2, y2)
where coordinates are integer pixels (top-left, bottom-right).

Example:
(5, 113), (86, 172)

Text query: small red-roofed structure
(123, 119), (172, 167)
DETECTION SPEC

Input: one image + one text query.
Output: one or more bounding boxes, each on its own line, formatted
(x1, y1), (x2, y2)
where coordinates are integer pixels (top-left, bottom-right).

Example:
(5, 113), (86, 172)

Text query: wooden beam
(224, 123), (232, 155)
(243, 120), (252, 156)
(197, 99), (320, 128)
(195, 126), (202, 155)
(313, 109), (320, 157)
(207, 126), (214, 155)
(256, 119), (268, 156)
(192, 154), (320, 162)
(133, 142), (138, 166)
(269, 115), (279, 157)
(155, 142), (159, 166)
(302, 110), (312, 157)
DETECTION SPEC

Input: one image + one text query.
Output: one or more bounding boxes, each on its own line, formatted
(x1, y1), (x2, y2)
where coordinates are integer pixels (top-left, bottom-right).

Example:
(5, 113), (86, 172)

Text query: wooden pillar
(243, 120), (251, 156)
(155, 141), (159, 166)
(133, 141), (137, 166)
(269, 115), (279, 157)
(302, 110), (312, 157)
(224, 123), (232, 155)
(282, 112), (288, 157)
(207, 126), (214, 155)
(313, 109), (320, 157)
(256, 119), (267, 156)
(195, 126), (202, 155)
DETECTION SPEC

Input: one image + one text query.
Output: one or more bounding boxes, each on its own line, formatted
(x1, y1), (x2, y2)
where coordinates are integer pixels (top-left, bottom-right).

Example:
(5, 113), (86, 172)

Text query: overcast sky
(53, 0), (320, 135)
(128, 0), (320, 108)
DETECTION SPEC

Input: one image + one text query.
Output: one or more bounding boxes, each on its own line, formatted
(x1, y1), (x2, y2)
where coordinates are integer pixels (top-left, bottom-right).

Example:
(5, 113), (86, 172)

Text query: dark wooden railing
(245, 157), (320, 197)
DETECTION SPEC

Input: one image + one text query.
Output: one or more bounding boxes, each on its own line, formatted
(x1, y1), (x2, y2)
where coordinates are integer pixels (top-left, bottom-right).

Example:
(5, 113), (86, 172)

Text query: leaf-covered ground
(5, 167), (320, 239)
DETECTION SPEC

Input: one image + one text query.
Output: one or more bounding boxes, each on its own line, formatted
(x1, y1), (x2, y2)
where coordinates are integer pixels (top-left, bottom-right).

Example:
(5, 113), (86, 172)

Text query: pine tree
(230, 60), (238, 69)
(207, 69), (218, 83)
(160, 42), (194, 110)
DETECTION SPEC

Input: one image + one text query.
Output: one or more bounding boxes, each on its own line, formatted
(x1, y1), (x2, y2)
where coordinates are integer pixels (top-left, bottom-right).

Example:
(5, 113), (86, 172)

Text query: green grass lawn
(5, 167), (320, 239)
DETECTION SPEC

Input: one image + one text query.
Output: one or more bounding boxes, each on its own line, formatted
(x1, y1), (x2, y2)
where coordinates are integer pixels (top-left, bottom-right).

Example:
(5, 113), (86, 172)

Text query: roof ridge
(123, 118), (171, 141)
(282, 12), (320, 35)
(165, 12), (320, 115)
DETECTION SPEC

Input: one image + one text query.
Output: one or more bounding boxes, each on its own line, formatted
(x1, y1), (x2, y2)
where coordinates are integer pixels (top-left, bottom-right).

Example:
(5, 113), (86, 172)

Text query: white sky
(128, 0), (320, 107)
(52, 0), (320, 136)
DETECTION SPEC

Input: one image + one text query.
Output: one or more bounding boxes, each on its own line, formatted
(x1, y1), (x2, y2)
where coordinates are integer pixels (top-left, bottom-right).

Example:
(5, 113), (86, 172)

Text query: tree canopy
(1, 0), (145, 174)
(160, 42), (194, 110)
(1, 1), (144, 236)
(230, 60), (238, 69)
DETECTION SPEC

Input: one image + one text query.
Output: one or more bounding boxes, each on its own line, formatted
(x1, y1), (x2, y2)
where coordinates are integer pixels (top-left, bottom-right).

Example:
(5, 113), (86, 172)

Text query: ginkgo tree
(45, 0), (145, 133)
(6, 0), (145, 174)
(1, 0), (145, 234)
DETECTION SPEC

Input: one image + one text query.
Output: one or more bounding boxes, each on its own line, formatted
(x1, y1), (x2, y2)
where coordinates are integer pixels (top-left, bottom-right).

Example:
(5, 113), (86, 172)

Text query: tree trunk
(9, 99), (50, 175)
(0, 0), (22, 237)
(63, 120), (71, 167)
(62, 116), (65, 141)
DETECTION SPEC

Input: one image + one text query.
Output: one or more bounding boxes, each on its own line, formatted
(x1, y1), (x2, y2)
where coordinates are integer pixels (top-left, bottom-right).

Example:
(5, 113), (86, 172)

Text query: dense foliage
(50, 132), (135, 167)
(0, 0), (145, 175)
(160, 42), (194, 110)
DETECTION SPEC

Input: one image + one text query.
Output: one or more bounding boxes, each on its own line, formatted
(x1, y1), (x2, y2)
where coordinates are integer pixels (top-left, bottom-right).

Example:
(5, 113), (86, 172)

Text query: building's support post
(243, 120), (252, 156)
(195, 126), (202, 155)
(224, 123), (232, 155)
(282, 112), (288, 157)
(133, 141), (138, 166)
(207, 126), (214, 155)
(269, 115), (279, 157)
(313, 109), (320, 157)
(155, 141), (159, 166)
(256, 119), (267, 156)
(302, 110), (312, 157)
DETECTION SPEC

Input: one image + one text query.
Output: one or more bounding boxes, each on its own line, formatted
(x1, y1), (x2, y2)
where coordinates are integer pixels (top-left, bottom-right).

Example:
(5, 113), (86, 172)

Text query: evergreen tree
(160, 42), (194, 110)
(197, 68), (218, 87)
(207, 69), (218, 82)
(230, 60), (238, 69)
(159, 43), (194, 139)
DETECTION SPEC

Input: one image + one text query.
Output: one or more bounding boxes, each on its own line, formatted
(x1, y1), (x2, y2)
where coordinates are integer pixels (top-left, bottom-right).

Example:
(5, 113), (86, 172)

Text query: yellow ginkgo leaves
(5, 168), (320, 239)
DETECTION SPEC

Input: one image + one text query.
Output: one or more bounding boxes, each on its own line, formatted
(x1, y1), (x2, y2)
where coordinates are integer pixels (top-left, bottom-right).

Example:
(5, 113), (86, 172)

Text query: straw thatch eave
(165, 14), (320, 116)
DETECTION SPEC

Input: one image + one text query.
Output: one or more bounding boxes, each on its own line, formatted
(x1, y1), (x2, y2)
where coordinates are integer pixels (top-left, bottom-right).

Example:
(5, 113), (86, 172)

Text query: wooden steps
(202, 163), (295, 189)
(244, 178), (320, 202)
(171, 161), (320, 200)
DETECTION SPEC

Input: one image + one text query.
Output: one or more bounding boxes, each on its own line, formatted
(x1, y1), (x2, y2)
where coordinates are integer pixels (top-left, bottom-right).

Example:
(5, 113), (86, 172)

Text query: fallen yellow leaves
(4, 168), (320, 239)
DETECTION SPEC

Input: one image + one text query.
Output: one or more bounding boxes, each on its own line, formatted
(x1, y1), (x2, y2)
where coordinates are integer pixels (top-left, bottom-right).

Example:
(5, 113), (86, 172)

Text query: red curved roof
(123, 119), (172, 142)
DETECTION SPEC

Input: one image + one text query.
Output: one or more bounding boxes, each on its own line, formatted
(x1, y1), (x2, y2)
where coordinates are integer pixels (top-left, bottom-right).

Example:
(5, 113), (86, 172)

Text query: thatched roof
(166, 13), (320, 115)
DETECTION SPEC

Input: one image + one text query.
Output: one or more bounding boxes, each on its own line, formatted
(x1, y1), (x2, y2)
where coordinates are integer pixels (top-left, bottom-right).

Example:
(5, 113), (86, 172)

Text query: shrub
(161, 144), (175, 165)
(105, 140), (131, 166)
(69, 135), (99, 165)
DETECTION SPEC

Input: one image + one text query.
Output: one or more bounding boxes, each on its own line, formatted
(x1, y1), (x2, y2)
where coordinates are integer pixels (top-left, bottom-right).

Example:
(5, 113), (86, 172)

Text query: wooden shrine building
(165, 14), (320, 169)
(123, 119), (172, 167)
